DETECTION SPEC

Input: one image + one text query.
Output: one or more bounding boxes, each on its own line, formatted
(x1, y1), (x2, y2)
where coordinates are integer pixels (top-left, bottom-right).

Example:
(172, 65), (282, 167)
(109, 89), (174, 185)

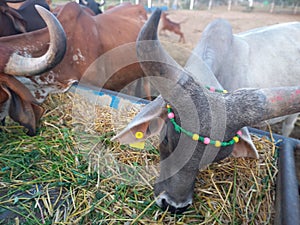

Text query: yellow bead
(166, 104), (171, 108)
(223, 90), (228, 94)
(233, 136), (239, 143)
(135, 132), (144, 139)
(192, 134), (199, 141)
(215, 141), (221, 147)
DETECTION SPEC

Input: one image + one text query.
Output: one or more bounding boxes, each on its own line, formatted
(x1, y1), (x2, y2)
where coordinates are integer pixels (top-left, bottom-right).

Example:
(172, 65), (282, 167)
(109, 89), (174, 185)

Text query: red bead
(168, 112), (175, 119)
(204, 137), (210, 144)
(237, 130), (242, 136)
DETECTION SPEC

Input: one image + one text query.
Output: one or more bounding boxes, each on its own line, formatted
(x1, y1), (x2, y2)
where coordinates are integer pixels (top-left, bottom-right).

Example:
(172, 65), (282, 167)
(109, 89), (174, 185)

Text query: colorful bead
(168, 112), (175, 119)
(204, 137), (210, 145)
(205, 85), (228, 94)
(215, 141), (221, 147)
(237, 130), (242, 136)
(233, 136), (239, 143)
(135, 131), (144, 139)
(192, 134), (199, 141)
(166, 104), (171, 108)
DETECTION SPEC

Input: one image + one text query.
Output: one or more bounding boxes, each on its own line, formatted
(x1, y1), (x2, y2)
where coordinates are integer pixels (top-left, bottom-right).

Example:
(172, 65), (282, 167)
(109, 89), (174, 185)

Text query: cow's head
(112, 9), (300, 213)
(0, 5), (66, 135)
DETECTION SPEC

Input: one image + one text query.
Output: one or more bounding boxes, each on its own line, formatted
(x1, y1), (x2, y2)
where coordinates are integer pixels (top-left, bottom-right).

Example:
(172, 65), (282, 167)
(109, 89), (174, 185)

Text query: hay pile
(0, 92), (278, 224)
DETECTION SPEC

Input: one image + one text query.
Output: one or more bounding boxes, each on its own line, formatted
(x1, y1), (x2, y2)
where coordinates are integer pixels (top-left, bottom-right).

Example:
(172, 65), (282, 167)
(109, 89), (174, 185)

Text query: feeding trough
(248, 127), (300, 225)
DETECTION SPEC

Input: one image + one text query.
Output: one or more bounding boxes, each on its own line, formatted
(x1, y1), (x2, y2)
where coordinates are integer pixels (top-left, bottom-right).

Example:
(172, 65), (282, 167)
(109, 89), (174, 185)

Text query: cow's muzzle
(156, 192), (192, 214)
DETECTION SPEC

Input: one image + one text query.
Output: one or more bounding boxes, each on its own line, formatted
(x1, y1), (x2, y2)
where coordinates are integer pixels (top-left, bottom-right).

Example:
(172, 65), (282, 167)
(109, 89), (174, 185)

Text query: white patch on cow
(76, 49), (85, 61)
(14, 43), (45, 58)
(72, 49), (85, 64)
(92, 26), (98, 37)
(16, 72), (77, 103)
(73, 54), (79, 62)
(16, 48), (32, 58)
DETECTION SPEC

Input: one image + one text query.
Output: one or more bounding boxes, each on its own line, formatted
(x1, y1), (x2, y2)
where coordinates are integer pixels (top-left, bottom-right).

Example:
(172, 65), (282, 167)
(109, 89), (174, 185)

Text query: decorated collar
(166, 86), (241, 147)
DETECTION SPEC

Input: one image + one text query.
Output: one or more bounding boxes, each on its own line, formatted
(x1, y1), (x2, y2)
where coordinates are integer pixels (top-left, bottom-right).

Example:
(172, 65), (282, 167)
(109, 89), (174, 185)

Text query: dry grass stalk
(0, 92), (278, 224)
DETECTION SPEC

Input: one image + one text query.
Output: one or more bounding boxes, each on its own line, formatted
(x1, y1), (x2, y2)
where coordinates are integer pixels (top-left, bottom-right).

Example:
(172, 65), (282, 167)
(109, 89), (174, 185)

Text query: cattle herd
(0, 0), (300, 214)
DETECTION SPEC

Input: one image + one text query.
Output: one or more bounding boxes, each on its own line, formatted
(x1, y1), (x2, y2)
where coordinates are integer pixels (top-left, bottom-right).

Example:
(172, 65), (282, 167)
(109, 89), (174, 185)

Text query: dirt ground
(158, 6), (300, 47)
(157, 6), (300, 139)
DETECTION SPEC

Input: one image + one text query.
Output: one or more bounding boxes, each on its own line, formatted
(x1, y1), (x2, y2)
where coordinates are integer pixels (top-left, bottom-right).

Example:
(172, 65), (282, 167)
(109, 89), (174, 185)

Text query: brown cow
(159, 11), (186, 43)
(0, 2), (150, 134)
(1, 2), (150, 104)
(0, 5), (66, 135)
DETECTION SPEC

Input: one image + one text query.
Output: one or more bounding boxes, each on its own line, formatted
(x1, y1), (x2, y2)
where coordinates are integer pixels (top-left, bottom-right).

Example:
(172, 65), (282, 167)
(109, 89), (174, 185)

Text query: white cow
(185, 19), (300, 137)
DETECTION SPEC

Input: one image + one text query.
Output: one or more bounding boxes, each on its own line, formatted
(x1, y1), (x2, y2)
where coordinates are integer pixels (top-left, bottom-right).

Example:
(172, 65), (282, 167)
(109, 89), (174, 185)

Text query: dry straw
(0, 92), (278, 224)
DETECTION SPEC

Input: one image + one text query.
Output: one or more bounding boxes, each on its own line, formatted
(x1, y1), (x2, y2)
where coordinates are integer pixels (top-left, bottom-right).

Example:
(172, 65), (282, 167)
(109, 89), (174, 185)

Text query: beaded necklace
(166, 86), (241, 147)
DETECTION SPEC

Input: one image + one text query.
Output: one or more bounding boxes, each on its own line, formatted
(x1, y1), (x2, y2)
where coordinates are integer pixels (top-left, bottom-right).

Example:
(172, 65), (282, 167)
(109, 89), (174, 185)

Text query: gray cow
(112, 9), (300, 213)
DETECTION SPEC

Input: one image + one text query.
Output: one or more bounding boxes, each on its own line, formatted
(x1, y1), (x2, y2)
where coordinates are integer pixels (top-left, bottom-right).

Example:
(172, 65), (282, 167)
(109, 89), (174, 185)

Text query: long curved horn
(136, 9), (190, 95)
(5, 0), (26, 3)
(4, 5), (66, 76)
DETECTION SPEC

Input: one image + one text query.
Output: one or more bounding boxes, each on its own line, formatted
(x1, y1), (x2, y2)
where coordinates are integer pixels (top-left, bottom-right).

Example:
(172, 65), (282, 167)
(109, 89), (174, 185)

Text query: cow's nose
(161, 198), (190, 214)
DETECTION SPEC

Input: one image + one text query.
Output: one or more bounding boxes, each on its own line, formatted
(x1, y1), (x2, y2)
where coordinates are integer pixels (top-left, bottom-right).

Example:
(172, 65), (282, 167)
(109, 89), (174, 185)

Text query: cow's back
(217, 22), (300, 90)
(53, 2), (146, 90)
(105, 2), (147, 21)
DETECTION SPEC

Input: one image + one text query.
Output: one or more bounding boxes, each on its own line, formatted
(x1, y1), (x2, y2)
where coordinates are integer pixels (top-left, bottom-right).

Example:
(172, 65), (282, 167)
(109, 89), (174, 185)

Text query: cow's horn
(136, 9), (190, 95)
(5, 0), (26, 3)
(4, 5), (66, 76)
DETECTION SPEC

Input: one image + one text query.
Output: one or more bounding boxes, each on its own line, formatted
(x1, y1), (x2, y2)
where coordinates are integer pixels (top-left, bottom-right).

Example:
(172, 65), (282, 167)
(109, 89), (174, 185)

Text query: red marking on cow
(287, 89), (300, 104)
(270, 95), (284, 103)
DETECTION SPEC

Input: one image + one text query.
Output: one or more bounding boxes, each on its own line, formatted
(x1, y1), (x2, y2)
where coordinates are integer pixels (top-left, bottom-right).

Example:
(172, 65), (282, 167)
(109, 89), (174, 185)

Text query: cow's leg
(179, 34), (185, 43)
(175, 30), (185, 43)
(282, 113), (299, 136)
(181, 34), (186, 43)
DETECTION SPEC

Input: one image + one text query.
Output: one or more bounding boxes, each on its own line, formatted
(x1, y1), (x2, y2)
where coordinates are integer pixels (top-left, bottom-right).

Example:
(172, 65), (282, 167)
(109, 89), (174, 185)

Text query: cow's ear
(231, 127), (259, 159)
(112, 96), (167, 144)
(0, 85), (10, 104)
(9, 91), (44, 136)
(6, 9), (27, 33)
